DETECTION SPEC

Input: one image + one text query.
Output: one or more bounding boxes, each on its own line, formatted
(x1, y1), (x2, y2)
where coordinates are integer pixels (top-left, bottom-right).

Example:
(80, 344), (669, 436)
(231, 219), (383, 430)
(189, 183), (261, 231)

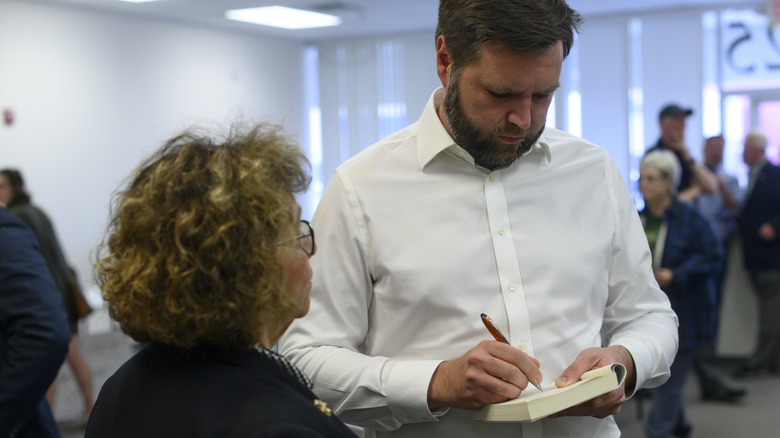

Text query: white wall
(0, 1), (306, 287)
(316, 33), (440, 185)
(577, 17), (630, 176)
(640, 11), (705, 151)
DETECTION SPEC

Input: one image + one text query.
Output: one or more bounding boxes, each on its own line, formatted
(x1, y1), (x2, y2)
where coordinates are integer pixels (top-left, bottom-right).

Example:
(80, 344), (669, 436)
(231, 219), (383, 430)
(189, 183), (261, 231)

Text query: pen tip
(480, 313), (487, 319)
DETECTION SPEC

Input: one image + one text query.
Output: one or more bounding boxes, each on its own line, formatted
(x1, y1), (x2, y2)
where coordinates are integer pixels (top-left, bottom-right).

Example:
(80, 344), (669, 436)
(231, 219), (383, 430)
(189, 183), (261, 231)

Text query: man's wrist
(607, 345), (636, 393)
(427, 361), (451, 411)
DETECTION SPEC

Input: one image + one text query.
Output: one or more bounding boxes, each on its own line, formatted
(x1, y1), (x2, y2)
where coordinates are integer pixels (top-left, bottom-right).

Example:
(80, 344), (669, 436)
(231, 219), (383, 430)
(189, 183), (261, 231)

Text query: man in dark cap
(646, 104), (717, 199)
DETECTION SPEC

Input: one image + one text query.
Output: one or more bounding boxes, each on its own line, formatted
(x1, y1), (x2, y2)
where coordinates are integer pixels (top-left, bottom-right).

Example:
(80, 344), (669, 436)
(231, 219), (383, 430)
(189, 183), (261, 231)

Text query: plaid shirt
(640, 199), (723, 349)
(255, 345), (313, 390)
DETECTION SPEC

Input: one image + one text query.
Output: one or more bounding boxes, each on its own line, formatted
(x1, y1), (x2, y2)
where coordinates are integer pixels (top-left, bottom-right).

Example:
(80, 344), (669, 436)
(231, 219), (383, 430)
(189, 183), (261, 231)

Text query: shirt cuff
(609, 334), (672, 397)
(385, 359), (446, 423)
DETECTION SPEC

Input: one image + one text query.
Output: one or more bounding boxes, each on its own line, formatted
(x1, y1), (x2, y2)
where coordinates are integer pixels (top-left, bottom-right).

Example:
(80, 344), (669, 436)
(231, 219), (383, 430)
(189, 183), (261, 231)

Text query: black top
(9, 202), (78, 333)
(85, 343), (356, 438)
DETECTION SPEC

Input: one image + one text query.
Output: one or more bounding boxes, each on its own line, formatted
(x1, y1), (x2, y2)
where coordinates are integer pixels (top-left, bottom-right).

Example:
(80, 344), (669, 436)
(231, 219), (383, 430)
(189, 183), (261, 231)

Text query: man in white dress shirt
(279, 1), (679, 437)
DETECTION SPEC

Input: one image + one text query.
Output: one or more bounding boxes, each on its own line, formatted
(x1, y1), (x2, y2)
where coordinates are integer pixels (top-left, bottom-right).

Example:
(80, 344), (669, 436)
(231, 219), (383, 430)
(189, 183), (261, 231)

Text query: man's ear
(436, 35), (452, 89)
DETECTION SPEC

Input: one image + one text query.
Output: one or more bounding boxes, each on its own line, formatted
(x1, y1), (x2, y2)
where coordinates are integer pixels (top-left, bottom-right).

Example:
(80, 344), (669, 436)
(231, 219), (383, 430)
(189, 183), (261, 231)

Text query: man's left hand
(759, 222), (776, 241)
(548, 346), (636, 419)
(653, 268), (673, 287)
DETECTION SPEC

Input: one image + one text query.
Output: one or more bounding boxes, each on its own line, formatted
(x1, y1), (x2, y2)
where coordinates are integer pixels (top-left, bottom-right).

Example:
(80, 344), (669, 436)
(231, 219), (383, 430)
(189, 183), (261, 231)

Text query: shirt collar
(751, 157), (768, 173)
(534, 130), (554, 164)
(417, 88), (457, 169)
(416, 87), (552, 170)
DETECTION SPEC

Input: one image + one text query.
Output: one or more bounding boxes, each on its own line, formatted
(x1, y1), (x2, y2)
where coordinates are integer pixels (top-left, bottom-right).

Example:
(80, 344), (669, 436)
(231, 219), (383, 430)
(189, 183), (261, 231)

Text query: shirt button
(497, 227), (505, 236)
(489, 174), (495, 181)
(508, 283), (517, 292)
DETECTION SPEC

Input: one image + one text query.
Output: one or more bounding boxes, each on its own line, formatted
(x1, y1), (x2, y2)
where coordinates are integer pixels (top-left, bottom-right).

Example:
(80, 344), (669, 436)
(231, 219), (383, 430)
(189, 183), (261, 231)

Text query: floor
(614, 361), (779, 437)
(58, 362), (780, 437)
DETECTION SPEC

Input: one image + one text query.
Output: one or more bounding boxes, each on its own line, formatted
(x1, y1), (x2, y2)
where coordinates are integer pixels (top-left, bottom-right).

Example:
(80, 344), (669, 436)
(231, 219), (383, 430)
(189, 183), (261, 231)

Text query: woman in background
(638, 150), (721, 438)
(0, 168), (95, 419)
(86, 122), (355, 437)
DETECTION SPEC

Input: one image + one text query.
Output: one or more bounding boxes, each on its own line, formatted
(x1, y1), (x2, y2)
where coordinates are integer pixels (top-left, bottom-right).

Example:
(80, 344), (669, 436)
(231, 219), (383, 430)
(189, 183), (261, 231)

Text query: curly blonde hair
(94, 122), (310, 350)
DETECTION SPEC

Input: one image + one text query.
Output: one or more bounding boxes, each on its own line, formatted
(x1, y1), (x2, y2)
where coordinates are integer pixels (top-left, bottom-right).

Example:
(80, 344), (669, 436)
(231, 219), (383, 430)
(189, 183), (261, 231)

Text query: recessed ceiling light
(225, 6), (342, 30)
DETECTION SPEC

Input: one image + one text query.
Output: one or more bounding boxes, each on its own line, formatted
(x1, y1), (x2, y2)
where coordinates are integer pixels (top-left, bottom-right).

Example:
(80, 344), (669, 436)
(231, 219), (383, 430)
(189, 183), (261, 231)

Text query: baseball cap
(659, 104), (693, 120)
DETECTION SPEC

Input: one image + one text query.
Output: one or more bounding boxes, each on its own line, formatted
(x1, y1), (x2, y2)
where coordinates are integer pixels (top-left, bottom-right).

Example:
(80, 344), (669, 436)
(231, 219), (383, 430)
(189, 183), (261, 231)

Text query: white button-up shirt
(280, 88), (678, 438)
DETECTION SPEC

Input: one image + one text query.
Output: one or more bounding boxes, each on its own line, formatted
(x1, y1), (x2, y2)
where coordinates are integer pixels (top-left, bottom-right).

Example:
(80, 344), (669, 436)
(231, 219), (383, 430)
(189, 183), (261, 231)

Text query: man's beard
(444, 75), (545, 170)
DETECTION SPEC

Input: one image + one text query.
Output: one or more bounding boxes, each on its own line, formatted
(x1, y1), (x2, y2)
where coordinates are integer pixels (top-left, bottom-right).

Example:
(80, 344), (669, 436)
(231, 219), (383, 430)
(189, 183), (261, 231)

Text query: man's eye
(533, 93), (551, 101)
(489, 90), (509, 98)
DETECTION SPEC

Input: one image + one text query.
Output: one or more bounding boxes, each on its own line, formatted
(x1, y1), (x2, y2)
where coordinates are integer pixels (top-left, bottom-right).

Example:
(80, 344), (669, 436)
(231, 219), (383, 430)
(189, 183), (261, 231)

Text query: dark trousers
(692, 345), (724, 394)
(746, 270), (780, 370)
(645, 348), (694, 438)
(692, 239), (730, 393)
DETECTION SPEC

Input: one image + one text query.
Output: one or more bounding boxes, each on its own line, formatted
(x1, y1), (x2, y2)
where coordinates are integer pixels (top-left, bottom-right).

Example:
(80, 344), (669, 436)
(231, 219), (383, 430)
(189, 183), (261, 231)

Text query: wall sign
(721, 9), (780, 91)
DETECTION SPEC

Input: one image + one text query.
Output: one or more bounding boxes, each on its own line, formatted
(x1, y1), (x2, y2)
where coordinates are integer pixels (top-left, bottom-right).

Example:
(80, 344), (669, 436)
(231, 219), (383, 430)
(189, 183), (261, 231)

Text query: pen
(480, 313), (544, 392)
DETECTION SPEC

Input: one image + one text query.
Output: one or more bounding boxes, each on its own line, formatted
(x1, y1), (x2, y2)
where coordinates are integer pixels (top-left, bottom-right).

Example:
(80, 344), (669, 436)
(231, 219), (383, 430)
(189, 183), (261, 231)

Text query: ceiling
(23, 0), (765, 43)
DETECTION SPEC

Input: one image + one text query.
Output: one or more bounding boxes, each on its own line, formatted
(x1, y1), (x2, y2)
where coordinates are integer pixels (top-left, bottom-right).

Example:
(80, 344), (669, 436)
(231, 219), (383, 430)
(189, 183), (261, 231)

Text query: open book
(471, 363), (627, 423)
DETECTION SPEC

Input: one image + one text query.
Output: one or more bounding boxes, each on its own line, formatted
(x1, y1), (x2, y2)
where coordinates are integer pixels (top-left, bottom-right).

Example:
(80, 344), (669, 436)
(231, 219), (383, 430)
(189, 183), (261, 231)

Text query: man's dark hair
(436, 0), (583, 68)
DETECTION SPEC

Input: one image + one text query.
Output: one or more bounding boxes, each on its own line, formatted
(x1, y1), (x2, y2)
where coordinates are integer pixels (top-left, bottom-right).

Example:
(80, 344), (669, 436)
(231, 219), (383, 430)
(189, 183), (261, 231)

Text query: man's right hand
(665, 133), (688, 153)
(426, 340), (542, 411)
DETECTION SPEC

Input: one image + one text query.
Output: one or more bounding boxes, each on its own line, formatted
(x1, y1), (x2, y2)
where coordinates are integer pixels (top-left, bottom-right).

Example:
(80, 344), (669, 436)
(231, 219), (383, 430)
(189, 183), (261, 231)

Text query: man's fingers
(549, 389), (625, 418)
(484, 341), (543, 388)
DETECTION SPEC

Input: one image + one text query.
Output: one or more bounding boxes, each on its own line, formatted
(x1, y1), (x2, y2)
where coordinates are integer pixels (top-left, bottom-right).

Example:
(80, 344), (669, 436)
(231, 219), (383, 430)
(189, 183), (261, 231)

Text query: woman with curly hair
(85, 123), (355, 437)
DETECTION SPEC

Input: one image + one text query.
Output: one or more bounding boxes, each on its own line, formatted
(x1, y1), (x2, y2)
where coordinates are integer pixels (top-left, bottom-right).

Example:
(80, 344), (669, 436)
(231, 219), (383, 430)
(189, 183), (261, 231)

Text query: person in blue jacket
(638, 149), (722, 438)
(0, 206), (70, 437)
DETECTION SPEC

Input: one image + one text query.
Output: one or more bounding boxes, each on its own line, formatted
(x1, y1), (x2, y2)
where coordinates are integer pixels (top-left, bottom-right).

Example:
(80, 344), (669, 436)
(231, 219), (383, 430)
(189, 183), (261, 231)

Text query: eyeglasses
(276, 220), (316, 256)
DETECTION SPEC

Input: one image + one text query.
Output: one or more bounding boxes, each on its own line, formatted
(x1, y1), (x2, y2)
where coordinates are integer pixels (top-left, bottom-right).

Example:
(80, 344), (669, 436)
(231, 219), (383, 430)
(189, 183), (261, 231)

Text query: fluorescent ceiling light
(118, 0), (160, 3)
(225, 6), (341, 29)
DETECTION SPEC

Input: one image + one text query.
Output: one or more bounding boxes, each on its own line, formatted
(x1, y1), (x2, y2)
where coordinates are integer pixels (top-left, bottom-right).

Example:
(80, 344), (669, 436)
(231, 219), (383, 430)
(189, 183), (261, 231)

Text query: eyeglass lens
(299, 221), (315, 256)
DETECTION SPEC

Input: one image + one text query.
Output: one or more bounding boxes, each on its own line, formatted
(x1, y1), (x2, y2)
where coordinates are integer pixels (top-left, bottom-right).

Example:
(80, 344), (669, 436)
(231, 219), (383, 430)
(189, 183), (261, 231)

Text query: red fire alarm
(3, 108), (13, 126)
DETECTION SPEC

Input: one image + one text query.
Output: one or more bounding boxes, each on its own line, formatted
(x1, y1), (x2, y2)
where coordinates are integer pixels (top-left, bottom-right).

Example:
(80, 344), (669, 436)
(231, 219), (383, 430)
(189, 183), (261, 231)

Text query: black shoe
(733, 365), (767, 379)
(672, 424), (693, 438)
(701, 386), (747, 402)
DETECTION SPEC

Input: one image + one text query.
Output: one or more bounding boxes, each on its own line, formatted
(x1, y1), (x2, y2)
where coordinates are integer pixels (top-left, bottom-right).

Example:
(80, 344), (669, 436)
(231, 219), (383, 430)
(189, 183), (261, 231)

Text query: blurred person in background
(734, 129), (780, 378)
(638, 150), (722, 438)
(689, 135), (745, 402)
(0, 168), (95, 419)
(85, 122), (356, 437)
(645, 104), (717, 201)
(692, 135), (741, 302)
(0, 206), (70, 437)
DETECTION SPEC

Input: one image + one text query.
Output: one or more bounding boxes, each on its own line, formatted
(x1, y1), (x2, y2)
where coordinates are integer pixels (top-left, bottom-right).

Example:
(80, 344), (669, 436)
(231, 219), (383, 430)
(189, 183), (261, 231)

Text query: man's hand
(427, 340), (542, 411)
(653, 268), (674, 287)
(549, 346), (636, 419)
(665, 133), (687, 153)
(759, 222), (777, 241)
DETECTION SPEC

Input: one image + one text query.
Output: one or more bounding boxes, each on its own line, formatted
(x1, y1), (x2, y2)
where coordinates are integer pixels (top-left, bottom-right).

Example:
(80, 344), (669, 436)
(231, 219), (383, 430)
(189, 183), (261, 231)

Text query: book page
(503, 363), (626, 404)
(471, 363), (627, 422)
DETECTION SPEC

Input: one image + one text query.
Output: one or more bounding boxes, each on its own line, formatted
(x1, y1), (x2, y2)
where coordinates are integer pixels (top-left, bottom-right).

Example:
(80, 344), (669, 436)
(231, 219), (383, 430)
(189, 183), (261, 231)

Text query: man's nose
(506, 99), (531, 129)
